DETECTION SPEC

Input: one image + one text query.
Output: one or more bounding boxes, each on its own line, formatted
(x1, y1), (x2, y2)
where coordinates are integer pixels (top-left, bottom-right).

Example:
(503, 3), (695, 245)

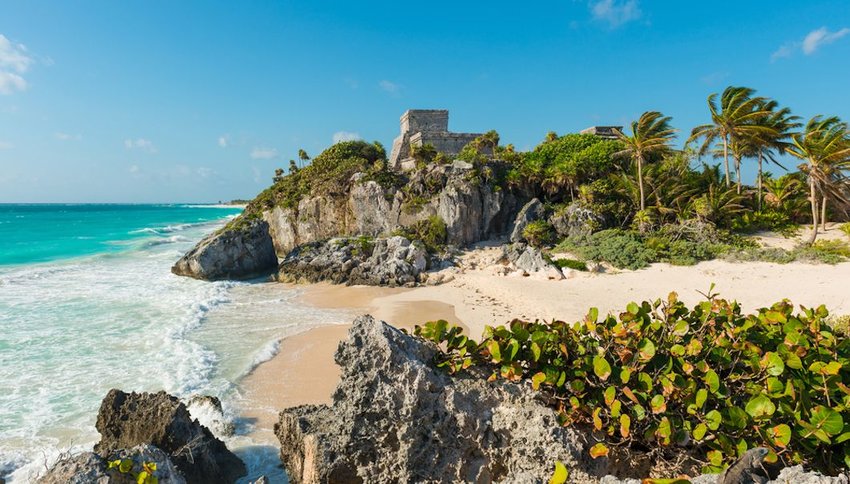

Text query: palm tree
(298, 149), (310, 168)
(743, 100), (800, 211)
(689, 86), (774, 191)
(785, 116), (850, 244)
(614, 111), (677, 212)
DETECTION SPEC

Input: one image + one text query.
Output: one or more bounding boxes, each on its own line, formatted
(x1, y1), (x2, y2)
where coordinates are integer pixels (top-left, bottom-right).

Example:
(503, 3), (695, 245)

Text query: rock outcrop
(275, 315), (602, 483)
(500, 242), (564, 279)
(549, 202), (603, 240)
(171, 219), (277, 281)
(95, 389), (246, 484)
(278, 236), (428, 287)
(509, 197), (545, 243)
(38, 444), (185, 484)
(262, 163), (518, 256)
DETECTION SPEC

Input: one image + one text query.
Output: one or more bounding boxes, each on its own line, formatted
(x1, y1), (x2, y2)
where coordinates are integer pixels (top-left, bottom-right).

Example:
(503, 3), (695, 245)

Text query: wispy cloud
(0, 140), (13, 149)
(379, 80), (400, 95)
(124, 138), (157, 153)
(55, 132), (81, 141)
(772, 26), (850, 61)
(0, 34), (33, 95)
(333, 131), (361, 144)
(250, 147), (278, 160)
(589, 0), (641, 28)
(700, 71), (729, 86)
(218, 134), (229, 148)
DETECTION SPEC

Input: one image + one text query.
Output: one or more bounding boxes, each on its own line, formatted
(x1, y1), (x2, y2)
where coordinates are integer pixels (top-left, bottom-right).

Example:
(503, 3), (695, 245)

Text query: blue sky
(1, 1), (849, 203)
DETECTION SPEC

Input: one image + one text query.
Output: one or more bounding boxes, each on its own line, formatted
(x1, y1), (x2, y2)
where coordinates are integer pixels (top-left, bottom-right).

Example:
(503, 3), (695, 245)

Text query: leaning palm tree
(689, 86), (774, 191)
(614, 111), (677, 212)
(785, 116), (850, 244)
(743, 100), (800, 211)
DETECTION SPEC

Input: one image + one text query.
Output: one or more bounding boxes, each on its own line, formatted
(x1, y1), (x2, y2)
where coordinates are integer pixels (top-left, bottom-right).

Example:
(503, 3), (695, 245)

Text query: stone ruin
(580, 126), (623, 140)
(389, 109), (483, 170)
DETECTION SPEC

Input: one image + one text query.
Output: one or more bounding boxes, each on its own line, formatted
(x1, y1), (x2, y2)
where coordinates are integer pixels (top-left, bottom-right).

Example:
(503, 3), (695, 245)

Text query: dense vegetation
(231, 85), (850, 265)
(415, 293), (850, 475)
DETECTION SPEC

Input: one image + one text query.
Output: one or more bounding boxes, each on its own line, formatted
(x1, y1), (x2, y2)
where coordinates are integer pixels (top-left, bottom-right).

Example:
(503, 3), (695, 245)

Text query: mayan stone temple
(388, 109), (483, 170)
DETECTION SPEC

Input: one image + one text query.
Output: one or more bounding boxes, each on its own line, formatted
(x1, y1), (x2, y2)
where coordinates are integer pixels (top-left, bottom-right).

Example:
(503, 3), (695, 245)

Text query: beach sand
(239, 228), (850, 442)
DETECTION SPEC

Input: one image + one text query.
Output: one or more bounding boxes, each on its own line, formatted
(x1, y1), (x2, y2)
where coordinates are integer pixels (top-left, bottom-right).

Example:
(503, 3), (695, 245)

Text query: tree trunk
(808, 175), (819, 245)
(637, 156), (645, 212)
(821, 195), (828, 231)
(723, 135), (731, 188)
(757, 151), (763, 212)
(735, 155), (742, 194)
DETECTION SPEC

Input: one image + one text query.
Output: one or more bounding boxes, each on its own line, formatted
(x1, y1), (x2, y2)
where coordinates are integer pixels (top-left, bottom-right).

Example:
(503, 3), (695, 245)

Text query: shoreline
(236, 249), (850, 445)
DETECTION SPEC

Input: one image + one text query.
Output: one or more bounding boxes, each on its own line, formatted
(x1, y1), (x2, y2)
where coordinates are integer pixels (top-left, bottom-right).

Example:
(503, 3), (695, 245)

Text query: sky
(1, 1), (849, 203)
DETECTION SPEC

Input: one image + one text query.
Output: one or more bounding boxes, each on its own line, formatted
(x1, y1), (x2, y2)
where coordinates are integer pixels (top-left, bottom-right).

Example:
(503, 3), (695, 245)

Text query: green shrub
(840, 223), (850, 238)
(565, 229), (656, 270)
(416, 294), (850, 474)
(552, 258), (588, 271)
(523, 220), (555, 248)
(393, 215), (448, 253)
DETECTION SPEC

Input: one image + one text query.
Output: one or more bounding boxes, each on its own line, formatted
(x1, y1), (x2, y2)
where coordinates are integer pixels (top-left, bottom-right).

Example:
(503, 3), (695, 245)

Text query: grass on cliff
(224, 140), (402, 232)
(415, 293), (850, 476)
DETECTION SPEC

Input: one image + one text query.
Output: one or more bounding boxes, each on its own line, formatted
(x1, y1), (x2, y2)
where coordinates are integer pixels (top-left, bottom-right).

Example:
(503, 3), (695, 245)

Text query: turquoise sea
(0, 204), (349, 483)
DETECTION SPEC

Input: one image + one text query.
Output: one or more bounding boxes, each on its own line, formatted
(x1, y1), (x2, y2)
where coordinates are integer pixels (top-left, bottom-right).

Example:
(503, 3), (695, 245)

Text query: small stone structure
(580, 126), (623, 139)
(389, 109), (483, 170)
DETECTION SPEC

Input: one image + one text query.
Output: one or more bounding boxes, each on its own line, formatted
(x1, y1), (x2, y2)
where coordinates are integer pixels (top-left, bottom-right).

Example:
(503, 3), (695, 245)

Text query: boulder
(38, 444), (185, 484)
(549, 203), (603, 240)
(278, 236), (430, 287)
(501, 242), (564, 280)
(171, 219), (277, 281)
(95, 389), (246, 484)
(274, 315), (601, 483)
(510, 198), (546, 243)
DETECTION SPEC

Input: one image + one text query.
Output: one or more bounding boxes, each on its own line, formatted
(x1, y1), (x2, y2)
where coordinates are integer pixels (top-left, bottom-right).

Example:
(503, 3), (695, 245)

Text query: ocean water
(0, 204), (350, 483)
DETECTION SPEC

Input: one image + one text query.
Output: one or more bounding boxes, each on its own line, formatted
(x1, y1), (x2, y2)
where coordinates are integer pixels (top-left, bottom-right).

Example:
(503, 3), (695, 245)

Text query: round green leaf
(704, 370), (720, 393)
(705, 409), (722, 430)
(693, 422), (708, 440)
(593, 356), (612, 381)
(768, 424), (792, 447)
(810, 405), (844, 436)
(745, 395), (776, 420)
(638, 339), (656, 361)
(761, 352), (785, 376)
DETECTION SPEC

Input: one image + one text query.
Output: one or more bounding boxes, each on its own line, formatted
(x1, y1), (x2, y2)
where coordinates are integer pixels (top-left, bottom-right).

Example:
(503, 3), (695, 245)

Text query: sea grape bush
(414, 294), (850, 474)
(107, 458), (159, 484)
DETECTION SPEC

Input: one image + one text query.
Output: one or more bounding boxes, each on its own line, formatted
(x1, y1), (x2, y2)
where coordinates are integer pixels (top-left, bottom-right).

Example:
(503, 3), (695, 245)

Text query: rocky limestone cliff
(171, 219), (278, 281)
(262, 162), (519, 256)
(38, 444), (186, 484)
(274, 315), (604, 483)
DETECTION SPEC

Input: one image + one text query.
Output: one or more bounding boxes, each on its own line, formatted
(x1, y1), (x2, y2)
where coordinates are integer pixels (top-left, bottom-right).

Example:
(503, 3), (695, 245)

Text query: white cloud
(250, 147), (278, 160)
(379, 80), (400, 95)
(589, 0), (641, 28)
(772, 26), (850, 61)
(218, 134), (229, 148)
(128, 164), (140, 174)
(124, 138), (157, 153)
(196, 167), (215, 178)
(333, 131), (361, 144)
(55, 132), (81, 141)
(803, 27), (850, 54)
(0, 140), (13, 149)
(0, 34), (33, 95)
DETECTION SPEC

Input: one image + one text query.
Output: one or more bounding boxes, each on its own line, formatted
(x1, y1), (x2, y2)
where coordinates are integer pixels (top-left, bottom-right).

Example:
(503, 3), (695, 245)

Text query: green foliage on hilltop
(416, 294), (850, 474)
(393, 215), (448, 253)
(522, 220), (555, 248)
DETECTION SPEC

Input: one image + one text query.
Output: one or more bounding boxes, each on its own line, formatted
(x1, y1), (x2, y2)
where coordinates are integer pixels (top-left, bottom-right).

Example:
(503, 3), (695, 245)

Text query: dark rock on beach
(171, 219), (277, 281)
(95, 389), (246, 484)
(277, 235), (428, 287)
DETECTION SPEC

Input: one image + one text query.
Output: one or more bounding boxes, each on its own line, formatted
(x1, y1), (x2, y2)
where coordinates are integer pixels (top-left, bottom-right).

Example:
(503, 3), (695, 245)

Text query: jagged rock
(550, 203), (603, 239)
(256, 163), (518, 257)
(250, 477), (270, 484)
(38, 444), (185, 484)
(95, 389), (246, 484)
(510, 198), (545, 243)
(770, 466), (850, 484)
(501, 242), (564, 280)
(278, 236), (429, 287)
(275, 315), (603, 483)
(185, 395), (235, 438)
(171, 219), (277, 281)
